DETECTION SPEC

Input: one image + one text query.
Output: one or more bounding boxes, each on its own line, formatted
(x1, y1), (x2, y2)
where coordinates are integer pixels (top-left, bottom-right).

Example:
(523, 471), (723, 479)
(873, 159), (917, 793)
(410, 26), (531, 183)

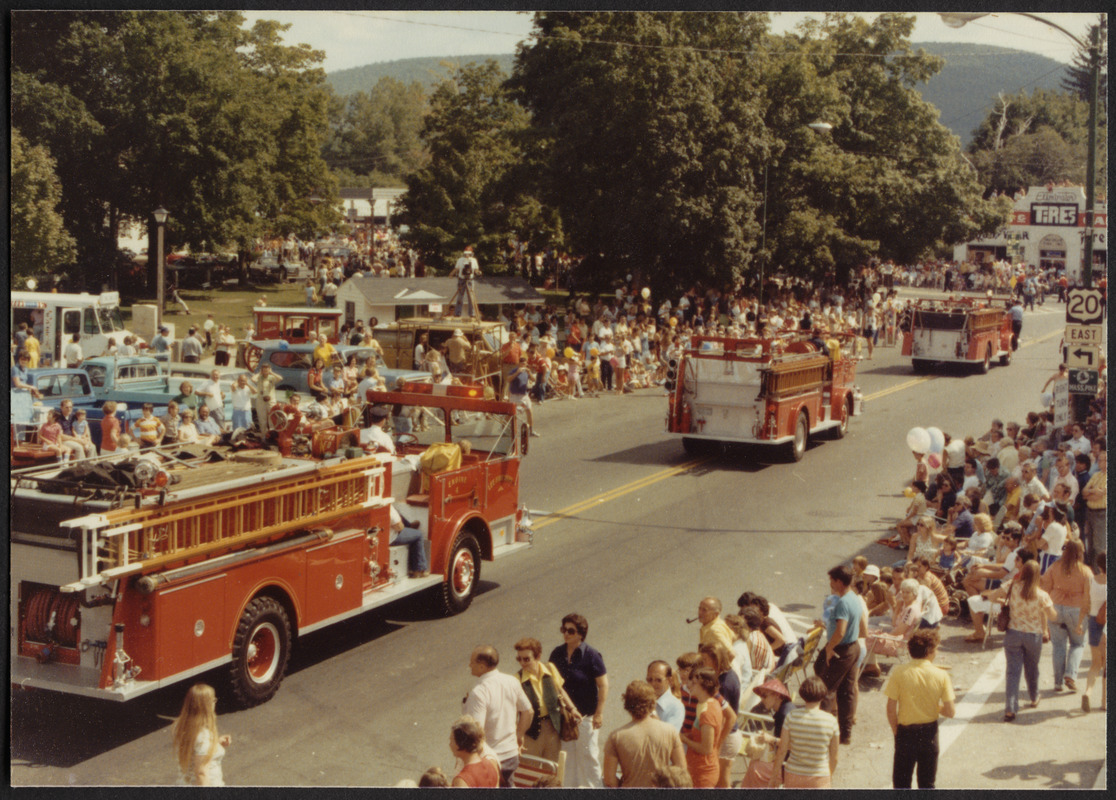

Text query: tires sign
(1053, 379), (1070, 426)
(1066, 289), (1104, 325)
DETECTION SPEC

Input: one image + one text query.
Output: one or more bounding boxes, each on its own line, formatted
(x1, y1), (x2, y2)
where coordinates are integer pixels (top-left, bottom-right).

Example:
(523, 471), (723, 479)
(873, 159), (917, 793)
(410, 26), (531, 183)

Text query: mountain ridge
(324, 43), (1070, 146)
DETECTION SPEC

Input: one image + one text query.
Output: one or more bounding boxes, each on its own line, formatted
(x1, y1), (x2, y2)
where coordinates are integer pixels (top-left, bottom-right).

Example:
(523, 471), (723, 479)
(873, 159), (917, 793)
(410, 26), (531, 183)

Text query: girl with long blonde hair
(172, 683), (230, 785)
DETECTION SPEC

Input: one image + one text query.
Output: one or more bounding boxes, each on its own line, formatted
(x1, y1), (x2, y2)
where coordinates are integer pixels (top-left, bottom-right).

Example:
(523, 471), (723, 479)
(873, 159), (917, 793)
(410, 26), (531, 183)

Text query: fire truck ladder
(57, 460), (388, 593)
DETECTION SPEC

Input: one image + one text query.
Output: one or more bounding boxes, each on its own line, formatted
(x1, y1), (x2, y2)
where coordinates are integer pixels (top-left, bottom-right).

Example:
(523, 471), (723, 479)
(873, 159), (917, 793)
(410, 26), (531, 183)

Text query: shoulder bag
(548, 664), (580, 743)
(995, 584), (1012, 633)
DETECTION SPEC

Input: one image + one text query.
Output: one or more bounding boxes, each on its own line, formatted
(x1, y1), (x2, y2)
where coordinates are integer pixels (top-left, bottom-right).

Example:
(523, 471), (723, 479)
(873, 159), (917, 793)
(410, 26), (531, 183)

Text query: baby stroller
(929, 560), (971, 620)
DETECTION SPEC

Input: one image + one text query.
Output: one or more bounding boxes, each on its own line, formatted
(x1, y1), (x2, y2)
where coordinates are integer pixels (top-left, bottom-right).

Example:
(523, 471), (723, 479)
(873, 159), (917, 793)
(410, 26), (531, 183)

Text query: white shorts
(719, 729), (744, 760)
(513, 393), (531, 409)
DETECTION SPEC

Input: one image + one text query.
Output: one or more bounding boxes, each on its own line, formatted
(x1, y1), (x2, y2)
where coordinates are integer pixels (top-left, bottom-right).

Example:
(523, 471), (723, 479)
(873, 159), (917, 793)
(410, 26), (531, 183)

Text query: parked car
(259, 343), (431, 395)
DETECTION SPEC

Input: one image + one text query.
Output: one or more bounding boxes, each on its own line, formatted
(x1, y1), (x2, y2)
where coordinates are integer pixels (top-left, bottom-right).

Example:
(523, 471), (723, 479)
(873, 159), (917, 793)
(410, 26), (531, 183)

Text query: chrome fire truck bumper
(11, 653), (230, 702)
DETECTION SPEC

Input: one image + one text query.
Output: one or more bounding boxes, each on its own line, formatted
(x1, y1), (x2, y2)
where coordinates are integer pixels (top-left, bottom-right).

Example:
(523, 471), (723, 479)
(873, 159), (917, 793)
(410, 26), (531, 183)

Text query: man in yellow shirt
(1081, 449), (1106, 563)
(696, 596), (735, 654)
(884, 628), (956, 789)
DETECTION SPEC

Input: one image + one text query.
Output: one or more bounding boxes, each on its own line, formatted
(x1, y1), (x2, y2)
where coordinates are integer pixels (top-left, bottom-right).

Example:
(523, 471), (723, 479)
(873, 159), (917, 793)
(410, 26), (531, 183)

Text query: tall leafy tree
(10, 11), (339, 289)
(10, 129), (78, 281)
(324, 76), (428, 184)
(512, 11), (771, 291)
(399, 60), (530, 270)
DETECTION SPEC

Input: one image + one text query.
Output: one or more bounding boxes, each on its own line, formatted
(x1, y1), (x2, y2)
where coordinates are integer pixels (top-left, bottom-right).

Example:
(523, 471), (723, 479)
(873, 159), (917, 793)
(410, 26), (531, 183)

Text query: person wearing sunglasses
(514, 637), (577, 763)
(549, 614), (608, 787)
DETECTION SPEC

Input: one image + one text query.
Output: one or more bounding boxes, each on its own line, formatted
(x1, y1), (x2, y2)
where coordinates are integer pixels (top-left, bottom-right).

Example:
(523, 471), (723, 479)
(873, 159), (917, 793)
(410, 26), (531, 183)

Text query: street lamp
(153, 207), (168, 326)
(939, 12), (1099, 288)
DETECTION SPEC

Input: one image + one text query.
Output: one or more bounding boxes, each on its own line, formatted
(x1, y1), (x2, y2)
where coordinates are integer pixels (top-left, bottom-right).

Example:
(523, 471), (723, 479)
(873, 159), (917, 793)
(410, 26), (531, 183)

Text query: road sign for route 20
(1065, 288), (1104, 325)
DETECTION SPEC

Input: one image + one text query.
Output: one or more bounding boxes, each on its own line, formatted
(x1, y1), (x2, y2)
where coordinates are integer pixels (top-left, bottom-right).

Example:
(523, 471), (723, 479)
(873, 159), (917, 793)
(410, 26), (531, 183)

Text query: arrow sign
(1067, 345), (1101, 370)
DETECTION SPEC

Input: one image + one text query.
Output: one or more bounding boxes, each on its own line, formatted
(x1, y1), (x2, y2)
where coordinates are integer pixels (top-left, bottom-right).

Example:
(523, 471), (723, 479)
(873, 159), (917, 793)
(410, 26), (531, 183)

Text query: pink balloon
(927, 453), (942, 469)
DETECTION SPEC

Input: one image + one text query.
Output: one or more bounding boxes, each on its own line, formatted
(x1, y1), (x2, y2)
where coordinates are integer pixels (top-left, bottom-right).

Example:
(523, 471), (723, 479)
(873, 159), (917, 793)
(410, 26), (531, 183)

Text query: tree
(10, 129), (78, 281)
(1060, 14), (1107, 116)
(10, 11), (340, 289)
(324, 76), (428, 183)
(399, 60), (531, 271)
(966, 88), (1106, 198)
(512, 11), (771, 292)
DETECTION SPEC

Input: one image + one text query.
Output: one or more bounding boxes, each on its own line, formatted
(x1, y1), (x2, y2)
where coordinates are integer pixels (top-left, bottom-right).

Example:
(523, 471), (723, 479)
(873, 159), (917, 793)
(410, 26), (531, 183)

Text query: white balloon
(926, 427), (945, 454)
(906, 427), (931, 454)
(1040, 392), (1053, 407)
(998, 447), (1019, 472)
(946, 440), (966, 462)
(641, 287), (651, 300)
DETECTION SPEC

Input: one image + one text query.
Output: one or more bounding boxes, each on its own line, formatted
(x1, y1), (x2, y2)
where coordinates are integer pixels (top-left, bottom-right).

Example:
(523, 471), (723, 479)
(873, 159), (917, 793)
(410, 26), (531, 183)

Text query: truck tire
(911, 359), (931, 374)
(998, 350), (1011, 367)
(228, 596), (291, 707)
(978, 345), (991, 375)
(442, 532), (481, 615)
(831, 396), (852, 439)
(787, 412), (808, 462)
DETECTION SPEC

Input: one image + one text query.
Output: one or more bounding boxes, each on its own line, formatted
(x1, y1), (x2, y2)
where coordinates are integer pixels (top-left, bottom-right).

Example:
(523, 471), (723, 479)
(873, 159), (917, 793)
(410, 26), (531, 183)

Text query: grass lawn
(124, 281), (309, 338)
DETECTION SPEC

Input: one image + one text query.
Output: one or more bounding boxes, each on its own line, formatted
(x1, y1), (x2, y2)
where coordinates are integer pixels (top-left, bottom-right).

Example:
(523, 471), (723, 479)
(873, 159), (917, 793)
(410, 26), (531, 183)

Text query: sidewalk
(818, 616), (1107, 789)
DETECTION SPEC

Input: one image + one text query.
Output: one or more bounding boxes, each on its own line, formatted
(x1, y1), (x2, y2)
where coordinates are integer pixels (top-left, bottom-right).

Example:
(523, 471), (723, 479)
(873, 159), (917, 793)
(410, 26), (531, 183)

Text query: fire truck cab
(901, 298), (1013, 374)
(665, 334), (864, 461)
(10, 383), (532, 707)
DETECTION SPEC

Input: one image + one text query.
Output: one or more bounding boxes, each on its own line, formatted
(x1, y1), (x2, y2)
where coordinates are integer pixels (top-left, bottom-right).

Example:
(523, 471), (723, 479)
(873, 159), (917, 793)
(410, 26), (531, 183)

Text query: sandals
(1003, 712), (1015, 722)
(964, 633), (985, 643)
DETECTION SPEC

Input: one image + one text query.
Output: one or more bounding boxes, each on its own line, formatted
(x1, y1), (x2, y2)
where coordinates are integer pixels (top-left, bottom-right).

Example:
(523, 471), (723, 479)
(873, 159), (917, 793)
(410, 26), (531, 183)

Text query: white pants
(560, 716), (602, 788)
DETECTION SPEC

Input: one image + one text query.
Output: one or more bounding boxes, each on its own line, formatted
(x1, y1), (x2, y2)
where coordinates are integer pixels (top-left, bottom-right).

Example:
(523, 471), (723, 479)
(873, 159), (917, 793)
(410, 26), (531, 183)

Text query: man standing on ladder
(450, 246), (481, 319)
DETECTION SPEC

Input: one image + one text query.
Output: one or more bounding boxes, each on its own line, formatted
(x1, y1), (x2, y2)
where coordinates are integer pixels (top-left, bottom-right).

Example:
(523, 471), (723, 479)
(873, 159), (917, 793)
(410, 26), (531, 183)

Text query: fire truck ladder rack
(56, 459), (388, 593)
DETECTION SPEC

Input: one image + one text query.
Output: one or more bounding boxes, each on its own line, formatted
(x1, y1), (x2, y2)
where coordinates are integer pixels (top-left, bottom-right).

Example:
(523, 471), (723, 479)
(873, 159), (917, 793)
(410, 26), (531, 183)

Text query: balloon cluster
(907, 425), (956, 469)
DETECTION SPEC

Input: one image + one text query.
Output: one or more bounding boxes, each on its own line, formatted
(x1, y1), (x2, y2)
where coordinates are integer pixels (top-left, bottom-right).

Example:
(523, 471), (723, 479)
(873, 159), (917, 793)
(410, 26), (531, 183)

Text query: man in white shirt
(462, 645), (533, 787)
(62, 334), (83, 367)
(645, 661), (685, 733)
(1019, 462), (1051, 502)
(196, 369), (226, 427)
(1066, 424), (1091, 456)
(360, 405), (395, 454)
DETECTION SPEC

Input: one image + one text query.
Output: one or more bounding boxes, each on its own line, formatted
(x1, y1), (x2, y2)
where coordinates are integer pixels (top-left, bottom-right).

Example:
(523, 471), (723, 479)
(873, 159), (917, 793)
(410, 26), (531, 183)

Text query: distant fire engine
(10, 383), (532, 706)
(901, 298), (1013, 374)
(665, 335), (864, 461)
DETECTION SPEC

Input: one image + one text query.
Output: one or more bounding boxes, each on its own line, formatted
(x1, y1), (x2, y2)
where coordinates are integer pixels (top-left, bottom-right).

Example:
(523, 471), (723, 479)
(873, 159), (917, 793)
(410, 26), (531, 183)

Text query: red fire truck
(10, 383), (532, 706)
(900, 298), (1013, 374)
(665, 334), (864, 461)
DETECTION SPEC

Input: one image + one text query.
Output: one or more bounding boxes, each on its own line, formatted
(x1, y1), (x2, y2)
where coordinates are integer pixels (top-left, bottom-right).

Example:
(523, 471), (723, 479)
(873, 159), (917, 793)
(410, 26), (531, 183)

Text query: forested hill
(325, 44), (1068, 146)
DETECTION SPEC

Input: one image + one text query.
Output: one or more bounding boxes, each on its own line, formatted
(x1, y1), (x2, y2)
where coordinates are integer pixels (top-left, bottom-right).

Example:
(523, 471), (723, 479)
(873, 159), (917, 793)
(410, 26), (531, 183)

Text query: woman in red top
(307, 359), (327, 402)
(682, 667), (723, 788)
(449, 716), (499, 788)
(37, 409), (65, 459)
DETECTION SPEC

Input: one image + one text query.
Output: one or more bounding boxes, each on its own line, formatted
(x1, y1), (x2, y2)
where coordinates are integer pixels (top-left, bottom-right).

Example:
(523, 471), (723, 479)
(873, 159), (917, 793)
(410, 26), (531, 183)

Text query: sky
(238, 10), (1102, 74)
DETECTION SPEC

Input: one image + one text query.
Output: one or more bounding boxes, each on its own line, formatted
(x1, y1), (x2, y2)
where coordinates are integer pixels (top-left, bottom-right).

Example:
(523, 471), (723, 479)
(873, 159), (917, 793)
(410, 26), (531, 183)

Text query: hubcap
(452, 549), (475, 596)
(795, 420), (806, 454)
(247, 622), (279, 684)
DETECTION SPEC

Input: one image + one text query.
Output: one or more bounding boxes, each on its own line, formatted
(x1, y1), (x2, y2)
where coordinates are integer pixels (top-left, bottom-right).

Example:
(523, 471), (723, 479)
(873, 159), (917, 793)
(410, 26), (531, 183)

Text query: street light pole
(153, 207), (168, 327)
(759, 162), (768, 308)
(939, 12), (1098, 287)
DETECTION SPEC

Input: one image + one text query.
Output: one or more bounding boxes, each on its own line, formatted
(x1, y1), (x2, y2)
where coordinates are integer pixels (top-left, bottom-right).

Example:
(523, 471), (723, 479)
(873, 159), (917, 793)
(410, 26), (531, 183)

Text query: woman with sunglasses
(514, 637), (577, 763)
(548, 614), (608, 788)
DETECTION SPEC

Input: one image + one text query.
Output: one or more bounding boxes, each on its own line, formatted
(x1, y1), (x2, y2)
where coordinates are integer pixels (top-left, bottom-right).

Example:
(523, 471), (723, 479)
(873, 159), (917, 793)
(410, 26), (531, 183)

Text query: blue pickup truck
(15, 368), (160, 449)
(79, 356), (239, 418)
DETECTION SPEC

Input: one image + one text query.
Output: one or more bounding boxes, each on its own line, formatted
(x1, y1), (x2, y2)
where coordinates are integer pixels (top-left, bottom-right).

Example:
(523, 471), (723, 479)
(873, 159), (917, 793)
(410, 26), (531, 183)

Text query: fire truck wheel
(787, 412), (808, 462)
(978, 346), (991, 374)
(831, 397), (852, 439)
(999, 350), (1011, 367)
(442, 532), (481, 615)
(229, 596), (291, 707)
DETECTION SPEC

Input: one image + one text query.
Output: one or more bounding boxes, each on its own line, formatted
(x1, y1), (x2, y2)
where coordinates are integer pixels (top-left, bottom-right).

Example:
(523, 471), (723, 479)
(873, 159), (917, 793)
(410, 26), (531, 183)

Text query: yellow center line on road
(535, 326), (1068, 531)
(532, 457), (709, 530)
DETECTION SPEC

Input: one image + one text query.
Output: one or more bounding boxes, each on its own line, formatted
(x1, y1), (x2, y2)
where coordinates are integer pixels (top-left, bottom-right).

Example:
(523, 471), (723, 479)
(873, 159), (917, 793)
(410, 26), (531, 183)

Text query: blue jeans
(231, 409), (251, 430)
(1050, 605), (1085, 687)
(1003, 628), (1041, 714)
(454, 279), (475, 317)
(391, 525), (428, 574)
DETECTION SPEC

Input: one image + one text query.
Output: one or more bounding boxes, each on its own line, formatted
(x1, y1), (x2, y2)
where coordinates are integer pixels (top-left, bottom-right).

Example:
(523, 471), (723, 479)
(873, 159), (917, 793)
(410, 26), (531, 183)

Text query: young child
(585, 351), (603, 397)
(71, 408), (97, 458)
(936, 537), (959, 572)
(566, 353), (583, 398)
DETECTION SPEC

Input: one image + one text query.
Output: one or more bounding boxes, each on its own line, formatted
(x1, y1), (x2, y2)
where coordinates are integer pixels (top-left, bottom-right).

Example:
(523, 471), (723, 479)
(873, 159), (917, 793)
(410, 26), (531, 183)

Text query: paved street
(10, 293), (1105, 788)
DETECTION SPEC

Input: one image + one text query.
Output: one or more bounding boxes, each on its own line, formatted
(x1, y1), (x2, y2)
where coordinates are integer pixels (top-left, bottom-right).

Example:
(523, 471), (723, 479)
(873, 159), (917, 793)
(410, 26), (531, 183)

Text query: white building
(335, 276), (543, 327)
(954, 185), (1107, 282)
